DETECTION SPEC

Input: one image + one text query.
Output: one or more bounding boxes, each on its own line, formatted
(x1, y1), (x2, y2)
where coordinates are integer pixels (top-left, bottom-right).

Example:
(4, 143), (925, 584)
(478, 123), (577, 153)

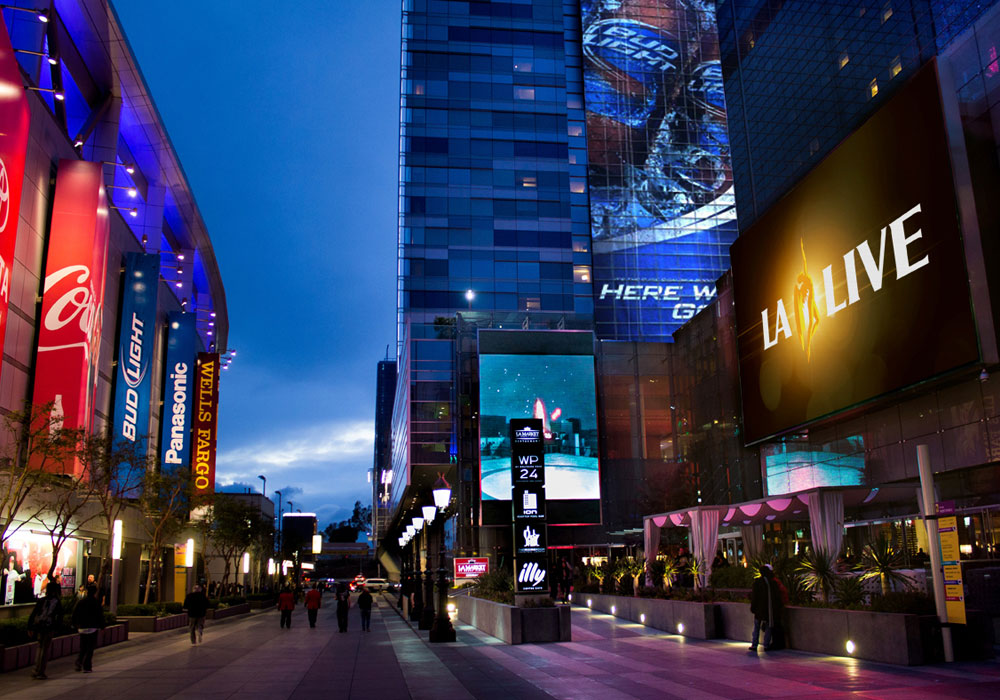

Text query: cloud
(216, 419), (373, 475)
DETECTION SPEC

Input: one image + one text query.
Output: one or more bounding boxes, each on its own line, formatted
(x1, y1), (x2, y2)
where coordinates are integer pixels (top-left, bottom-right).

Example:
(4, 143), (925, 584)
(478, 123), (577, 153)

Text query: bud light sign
(454, 557), (489, 580)
(32, 160), (110, 475)
(112, 253), (158, 455)
(160, 312), (195, 475)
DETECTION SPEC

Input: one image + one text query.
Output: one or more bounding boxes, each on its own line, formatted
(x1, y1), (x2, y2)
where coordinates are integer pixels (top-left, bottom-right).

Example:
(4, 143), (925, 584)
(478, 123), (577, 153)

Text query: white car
(362, 578), (389, 591)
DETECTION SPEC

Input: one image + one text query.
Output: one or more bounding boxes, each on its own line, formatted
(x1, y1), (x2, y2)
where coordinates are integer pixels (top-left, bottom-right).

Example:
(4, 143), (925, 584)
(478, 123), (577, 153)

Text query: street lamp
(110, 520), (123, 613)
(274, 490), (283, 554)
(430, 477), (456, 642)
(258, 475), (266, 498)
(422, 505), (436, 523)
(185, 537), (195, 593)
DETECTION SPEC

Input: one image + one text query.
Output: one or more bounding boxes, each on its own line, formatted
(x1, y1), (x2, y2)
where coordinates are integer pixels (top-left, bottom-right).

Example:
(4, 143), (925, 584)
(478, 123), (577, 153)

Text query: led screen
(478, 337), (600, 526)
(763, 436), (865, 496)
(731, 62), (979, 443)
(584, 0), (737, 341)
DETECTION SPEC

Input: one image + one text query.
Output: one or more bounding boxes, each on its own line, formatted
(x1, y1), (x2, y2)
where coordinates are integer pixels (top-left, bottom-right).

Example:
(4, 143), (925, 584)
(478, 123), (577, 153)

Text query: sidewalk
(1, 595), (998, 699)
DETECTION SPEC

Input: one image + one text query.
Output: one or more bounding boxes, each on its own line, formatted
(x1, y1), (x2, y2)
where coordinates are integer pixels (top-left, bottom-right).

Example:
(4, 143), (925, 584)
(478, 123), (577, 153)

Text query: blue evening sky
(112, 1), (402, 527)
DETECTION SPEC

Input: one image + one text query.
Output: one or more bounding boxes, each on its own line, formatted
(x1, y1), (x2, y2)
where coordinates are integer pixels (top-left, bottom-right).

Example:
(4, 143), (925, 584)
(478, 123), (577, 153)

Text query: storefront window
(2, 532), (79, 605)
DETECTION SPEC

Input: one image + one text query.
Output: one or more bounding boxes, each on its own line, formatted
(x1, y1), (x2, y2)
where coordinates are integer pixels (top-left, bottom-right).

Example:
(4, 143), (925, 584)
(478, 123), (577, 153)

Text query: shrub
(834, 576), (866, 607)
(116, 603), (159, 617)
(710, 566), (754, 589)
(157, 602), (183, 615)
(103, 611), (117, 626)
(220, 595), (246, 607)
(869, 591), (935, 615)
(248, 592), (276, 601)
(0, 616), (31, 647)
(520, 596), (555, 608)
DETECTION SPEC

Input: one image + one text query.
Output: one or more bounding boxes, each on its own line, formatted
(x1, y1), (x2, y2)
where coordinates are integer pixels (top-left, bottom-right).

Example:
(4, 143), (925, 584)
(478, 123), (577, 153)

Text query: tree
(75, 433), (151, 590)
(323, 500), (372, 542)
(860, 535), (911, 596)
(33, 464), (100, 579)
(0, 402), (72, 551)
(203, 495), (258, 587)
(139, 467), (191, 603)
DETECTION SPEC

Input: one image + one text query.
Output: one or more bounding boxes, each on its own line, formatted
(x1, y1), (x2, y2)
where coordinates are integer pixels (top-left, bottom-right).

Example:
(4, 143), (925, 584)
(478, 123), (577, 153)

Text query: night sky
(111, 1), (402, 526)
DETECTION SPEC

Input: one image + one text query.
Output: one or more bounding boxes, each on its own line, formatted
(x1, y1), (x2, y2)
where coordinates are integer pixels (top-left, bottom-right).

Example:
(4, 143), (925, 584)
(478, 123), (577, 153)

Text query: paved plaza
(1, 596), (999, 699)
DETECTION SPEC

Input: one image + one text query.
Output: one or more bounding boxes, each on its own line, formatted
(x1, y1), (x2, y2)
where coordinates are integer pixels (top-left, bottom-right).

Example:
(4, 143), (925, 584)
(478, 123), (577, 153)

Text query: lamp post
(430, 474), (456, 642)
(275, 490), (283, 559)
(410, 531), (423, 622)
(258, 475), (266, 498)
(110, 519), (123, 614)
(185, 537), (195, 593)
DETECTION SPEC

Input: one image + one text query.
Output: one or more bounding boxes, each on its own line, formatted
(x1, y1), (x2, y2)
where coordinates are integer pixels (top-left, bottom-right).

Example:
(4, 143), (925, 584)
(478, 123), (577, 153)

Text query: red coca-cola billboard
(0, 22), (31, 387)
(454, 557), (489, 580)
(32, 160), (110, 474)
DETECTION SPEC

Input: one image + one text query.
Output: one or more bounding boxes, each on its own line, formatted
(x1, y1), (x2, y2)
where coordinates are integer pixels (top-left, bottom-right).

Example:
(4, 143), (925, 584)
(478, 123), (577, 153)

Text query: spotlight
(845, 639), (855, 654)
(677, 622), (685, 634)
(177, 253), (185, 261)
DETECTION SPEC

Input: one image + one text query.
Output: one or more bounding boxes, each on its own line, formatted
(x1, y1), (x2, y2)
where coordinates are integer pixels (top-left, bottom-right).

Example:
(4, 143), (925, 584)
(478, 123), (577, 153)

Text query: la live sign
(454, 557), (489, 580)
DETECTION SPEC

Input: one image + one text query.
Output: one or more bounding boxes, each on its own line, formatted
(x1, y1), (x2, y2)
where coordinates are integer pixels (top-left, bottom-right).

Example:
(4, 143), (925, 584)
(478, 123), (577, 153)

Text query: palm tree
(860, 535), (910, 596)
(798, 549), (838, 603)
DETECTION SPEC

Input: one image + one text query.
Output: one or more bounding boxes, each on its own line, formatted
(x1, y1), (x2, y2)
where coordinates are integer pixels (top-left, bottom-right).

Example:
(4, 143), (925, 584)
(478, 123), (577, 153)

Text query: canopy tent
(643, 485), (917, 579)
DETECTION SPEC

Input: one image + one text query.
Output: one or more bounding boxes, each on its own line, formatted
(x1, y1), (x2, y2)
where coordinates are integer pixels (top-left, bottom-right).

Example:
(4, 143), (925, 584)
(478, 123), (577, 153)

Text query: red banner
(0, 23), (31, 388)
(192, 352), (220, 496)
(454, 557), (490, 579)
(32, 160), (110, 474)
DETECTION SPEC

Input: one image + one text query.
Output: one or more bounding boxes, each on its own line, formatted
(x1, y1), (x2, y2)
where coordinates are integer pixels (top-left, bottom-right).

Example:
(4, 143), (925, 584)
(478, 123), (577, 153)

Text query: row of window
(406, 290), (587, 312)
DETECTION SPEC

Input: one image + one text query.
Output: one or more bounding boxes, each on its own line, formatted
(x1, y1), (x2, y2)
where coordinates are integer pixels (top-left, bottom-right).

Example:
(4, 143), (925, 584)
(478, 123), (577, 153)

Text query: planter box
(97, 622), (129, 647)
(206, 603), (250, 620)
(118, 612), (188, 633)
(455, 596), (571, 644)
(1, 641), (36, 672)
(581, 593), (718, 639)
(248, 600), (275, 610)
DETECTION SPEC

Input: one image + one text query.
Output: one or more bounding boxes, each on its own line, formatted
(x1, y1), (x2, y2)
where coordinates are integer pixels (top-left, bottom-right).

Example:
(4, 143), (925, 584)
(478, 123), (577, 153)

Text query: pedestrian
(305, 583), (322, 628)
(183, 583), (210, 645)
(749, 564), (782, 651)
(72, 585), (105, 673)
(357, 586), (373, 631)
(27, 581), (63, 680)
(336, 586), (350, 633)
(278, 585), (296, 629)
(560, 557), (573, 602)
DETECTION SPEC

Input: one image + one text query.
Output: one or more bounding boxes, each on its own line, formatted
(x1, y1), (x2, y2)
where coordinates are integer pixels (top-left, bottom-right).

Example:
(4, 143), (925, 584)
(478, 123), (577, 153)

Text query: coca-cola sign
(0, 20), (31, 389)
(454, 557), (489, 580)
(32, 160), (110, 474)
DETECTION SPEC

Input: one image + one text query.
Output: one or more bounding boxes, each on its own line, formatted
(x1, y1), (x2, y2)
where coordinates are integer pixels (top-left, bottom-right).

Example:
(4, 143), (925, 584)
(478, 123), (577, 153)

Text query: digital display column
(511, 418), (549, 596)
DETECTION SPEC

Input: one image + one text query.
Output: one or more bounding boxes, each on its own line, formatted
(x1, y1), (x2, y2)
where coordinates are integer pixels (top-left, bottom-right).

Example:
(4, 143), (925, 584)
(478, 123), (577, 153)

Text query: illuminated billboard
(478, 331), (600, 525)
(763, 436), (865, 496)
(732, 62), (979, 443)
(583, 0), (736, 341)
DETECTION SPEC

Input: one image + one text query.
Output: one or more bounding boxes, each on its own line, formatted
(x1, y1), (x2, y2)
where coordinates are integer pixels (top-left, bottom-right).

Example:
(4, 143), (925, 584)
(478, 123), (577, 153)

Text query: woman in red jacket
(278, 586), (296, 629)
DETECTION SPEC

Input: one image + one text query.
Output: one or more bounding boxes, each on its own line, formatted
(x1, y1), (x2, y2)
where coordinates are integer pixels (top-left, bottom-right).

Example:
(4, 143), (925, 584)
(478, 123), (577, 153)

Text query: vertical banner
(0, 21), (30, 384)
(32, 160), (110, 474)
(936, 501), (966, 625)
(160, 312), (196, 475)
(511, 418), (548, 595)
(111, 253), (159, 462)
(192, 352), (219, 497)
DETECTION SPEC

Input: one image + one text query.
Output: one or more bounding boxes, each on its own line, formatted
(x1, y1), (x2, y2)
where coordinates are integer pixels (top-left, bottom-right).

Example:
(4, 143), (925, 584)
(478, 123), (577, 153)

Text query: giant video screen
(731, 62), (980, 443)
(584, 0), (737, 341)
(479, 332), (601, 525)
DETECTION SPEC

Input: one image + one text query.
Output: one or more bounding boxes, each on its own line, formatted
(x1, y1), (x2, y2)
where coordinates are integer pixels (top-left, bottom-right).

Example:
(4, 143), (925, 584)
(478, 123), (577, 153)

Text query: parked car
(363, 578), (389, 591)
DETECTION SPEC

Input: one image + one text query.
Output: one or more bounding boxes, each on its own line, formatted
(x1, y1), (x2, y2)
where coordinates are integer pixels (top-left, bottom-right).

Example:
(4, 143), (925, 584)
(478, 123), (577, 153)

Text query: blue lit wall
(583, 0), (737, 341)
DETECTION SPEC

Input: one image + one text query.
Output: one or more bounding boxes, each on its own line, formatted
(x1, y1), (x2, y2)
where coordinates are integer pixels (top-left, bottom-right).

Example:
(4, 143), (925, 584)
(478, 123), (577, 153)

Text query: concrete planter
(580, 593), (718, 639)
(206, 603), (250, 620)
(1, 640), (36, 672)
(248, 599), (275, 610)
(0, 623), (130, 672)
(98, 622), (129, 647)
(455, 596), (571, 644)
(118, 612), (188, 633)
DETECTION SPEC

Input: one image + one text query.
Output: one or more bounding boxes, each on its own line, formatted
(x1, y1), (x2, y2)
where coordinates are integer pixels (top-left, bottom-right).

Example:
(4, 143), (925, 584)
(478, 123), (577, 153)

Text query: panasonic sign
(160, 311), (196, 475)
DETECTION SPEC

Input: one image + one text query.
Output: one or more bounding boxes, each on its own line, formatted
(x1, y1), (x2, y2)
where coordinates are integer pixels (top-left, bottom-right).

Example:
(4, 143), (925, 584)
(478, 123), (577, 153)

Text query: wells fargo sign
(191, 352), (219, 495)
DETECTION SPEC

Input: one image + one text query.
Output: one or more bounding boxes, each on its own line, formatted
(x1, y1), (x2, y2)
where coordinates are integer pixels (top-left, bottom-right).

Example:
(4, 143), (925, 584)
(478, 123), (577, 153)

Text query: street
(2, 596), (999, 699)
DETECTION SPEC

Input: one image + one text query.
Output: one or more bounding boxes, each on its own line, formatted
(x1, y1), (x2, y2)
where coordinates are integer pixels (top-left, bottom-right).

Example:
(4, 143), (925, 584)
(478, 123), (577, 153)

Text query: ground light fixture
(422, 504), (436, 523)
(611, 605), (616, 615)
(846, 640), (856, 654)
(587, 599), (592, 608)
(433, 473), (451, 510)
(677, 622), (685, 634)
(640, 613), (646, 623)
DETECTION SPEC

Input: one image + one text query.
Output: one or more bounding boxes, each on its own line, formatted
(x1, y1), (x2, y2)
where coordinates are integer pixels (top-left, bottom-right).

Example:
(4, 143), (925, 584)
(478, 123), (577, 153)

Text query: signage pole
(510, 419), (549, 605)
(916, 444), (954, 662)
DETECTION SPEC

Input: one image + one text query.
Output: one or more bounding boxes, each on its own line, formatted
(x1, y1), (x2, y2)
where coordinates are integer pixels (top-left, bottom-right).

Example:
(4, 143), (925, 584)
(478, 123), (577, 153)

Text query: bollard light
(111, 519), (123, 560)
(185, 538), (194, 568)
(242, 552), (250, 574)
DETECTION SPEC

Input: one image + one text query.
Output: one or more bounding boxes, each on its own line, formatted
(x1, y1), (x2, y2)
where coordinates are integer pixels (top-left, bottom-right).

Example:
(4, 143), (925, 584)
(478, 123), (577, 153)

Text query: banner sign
(731, 62), (978, 443)
(511, 418), (548, 594)
(32, 160), (110, 474)
(936, 500), (966, 625)
(454, 557), (489, 580)
(160, 312), (196, 475)
(191, 352), (220, 496)
(0, 21), (30, 387)
(112, 253), (159, 458)
(584, 0), (737, 340)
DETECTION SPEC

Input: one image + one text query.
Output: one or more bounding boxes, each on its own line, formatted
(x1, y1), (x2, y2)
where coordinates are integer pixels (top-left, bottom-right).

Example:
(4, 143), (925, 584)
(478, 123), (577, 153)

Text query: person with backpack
(28, 581), (64, 680)
(183, 583), (210, 644)
(71, 585), (105, 672)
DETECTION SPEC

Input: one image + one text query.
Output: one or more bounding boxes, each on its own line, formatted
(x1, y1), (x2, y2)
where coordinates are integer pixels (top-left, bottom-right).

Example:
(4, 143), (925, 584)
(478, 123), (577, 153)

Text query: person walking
(278, 586), (296, 629)
(749, 564), (782, 651)
(305, 583), (322, 628)
(336, 586), (351, 633)
(27, 581), (63, 680)
(72, 585), (105, 672)
(183, 583), (210, 645)
(357, 586), (373, 631)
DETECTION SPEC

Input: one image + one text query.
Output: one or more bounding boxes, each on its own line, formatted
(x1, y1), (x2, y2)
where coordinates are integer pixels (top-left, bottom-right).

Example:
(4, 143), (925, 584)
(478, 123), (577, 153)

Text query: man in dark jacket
(357, 586), (373, 631)
(304, 583), (322, 628)
(278, 586), (296, 628)
(749, 565), (782, 651)
(28, 581), (63, 679)
(183, 584), (210, 644)
(72, 585), (105, 672)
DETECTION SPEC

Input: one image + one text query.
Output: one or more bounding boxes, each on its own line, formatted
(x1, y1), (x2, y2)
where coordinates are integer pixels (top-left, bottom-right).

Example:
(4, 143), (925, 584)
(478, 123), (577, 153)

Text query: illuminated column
(110, 519), (123, 613)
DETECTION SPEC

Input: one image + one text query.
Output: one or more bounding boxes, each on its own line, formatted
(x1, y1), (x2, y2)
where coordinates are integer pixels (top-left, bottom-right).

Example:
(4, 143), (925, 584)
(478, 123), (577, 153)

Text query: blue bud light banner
(160, 311), (196, 475)
(583, 0), (737, 340)
(112, 252), (159, 462)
